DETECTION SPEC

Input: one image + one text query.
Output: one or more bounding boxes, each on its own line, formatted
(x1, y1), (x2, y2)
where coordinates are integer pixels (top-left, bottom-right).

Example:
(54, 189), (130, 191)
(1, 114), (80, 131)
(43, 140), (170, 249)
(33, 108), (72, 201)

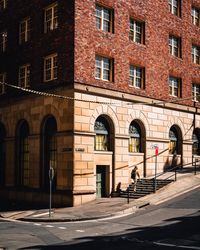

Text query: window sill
(94, 151), (113, 155)
(169, 54), (183, 61)
(129, 152), (144, 156)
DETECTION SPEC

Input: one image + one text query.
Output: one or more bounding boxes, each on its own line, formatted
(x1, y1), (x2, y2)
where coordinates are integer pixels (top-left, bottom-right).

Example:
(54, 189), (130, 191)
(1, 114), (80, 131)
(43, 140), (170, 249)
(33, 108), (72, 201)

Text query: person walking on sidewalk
(131, 166), (140, 192)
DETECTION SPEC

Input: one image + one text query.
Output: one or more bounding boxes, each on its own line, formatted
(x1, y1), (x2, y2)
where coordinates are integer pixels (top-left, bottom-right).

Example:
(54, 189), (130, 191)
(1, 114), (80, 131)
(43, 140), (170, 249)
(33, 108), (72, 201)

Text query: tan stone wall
(0, 90), (74, 206)
(74, 89), (196, 203)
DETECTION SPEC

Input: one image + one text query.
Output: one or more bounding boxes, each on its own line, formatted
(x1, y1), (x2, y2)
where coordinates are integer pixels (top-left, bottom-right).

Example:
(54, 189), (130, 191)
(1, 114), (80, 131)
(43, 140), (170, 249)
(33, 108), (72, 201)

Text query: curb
(19, 201), (150, 223)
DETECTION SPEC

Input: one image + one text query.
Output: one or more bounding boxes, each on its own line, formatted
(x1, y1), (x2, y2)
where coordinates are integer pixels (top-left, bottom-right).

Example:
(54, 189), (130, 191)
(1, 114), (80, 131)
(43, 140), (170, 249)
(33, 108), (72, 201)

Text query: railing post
(195, 159), (197, 175)
(175, 167), (177, 181)
(127, 187), (130, 204)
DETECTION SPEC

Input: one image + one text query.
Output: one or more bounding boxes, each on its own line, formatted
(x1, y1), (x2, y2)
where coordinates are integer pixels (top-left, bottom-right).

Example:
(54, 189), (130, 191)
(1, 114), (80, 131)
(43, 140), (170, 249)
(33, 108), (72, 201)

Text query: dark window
(16, 120), (30, 186)
(192, 129), (200, 155)
(169, 126), (182, 155)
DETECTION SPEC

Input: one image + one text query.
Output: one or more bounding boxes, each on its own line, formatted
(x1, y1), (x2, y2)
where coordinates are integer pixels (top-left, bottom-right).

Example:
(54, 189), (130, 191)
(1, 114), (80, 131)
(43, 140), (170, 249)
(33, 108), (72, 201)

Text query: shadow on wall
(163, 153), (182, 172)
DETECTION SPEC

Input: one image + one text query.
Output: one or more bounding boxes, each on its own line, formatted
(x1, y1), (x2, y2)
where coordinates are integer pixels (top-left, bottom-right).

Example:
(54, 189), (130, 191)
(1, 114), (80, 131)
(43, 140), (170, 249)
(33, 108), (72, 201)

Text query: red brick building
(0, 0), (200, 206)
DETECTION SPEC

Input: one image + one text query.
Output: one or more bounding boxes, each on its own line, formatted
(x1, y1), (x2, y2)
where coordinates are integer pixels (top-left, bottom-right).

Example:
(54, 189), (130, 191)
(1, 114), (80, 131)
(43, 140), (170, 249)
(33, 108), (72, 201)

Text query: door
(96, 166), (106, 198)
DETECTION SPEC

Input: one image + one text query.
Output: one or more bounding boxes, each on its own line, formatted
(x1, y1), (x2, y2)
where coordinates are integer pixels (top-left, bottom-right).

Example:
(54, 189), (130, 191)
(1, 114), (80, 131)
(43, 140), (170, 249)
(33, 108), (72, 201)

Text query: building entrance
(96, 165), (108, 198)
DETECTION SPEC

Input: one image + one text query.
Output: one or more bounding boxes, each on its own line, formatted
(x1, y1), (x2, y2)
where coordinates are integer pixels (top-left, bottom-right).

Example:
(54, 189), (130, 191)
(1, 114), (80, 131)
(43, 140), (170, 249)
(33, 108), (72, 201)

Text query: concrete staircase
(120, 178), (174, 199)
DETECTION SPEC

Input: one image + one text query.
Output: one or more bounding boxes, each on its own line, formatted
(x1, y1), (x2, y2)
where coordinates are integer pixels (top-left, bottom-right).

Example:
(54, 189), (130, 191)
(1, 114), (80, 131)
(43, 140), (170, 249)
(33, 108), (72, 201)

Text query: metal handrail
(153, 165), (180, 193)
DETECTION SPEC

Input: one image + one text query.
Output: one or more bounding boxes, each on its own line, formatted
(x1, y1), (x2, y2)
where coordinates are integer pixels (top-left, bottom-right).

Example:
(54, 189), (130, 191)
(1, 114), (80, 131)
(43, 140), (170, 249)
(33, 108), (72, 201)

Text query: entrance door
(96, 166), (106, 198)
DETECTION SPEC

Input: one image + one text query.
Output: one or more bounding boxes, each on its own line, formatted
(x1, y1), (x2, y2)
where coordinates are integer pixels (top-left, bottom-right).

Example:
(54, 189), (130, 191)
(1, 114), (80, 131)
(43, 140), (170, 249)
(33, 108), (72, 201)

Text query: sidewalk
(1, 171), (200, 223)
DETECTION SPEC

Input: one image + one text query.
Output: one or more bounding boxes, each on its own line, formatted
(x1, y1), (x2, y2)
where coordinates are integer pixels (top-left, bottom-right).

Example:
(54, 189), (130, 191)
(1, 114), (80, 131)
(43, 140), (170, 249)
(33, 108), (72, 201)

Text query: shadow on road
(18, 211), (200, 250)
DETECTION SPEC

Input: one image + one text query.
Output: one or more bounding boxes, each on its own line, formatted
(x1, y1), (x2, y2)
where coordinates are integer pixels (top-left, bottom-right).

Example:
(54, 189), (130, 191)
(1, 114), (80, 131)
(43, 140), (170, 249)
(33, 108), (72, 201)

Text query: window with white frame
(192, 7), (200, 26)
(0, 31), (7, 53)
(19, 18), (30, 44)
(0, 0), (7, 11)
(44, 3), (58, 33)
(129, 19), (144, 44)
(192, 83), (200, 102)
(95, 5), (113, 32)
(44, 54), (58, 82)
(169, 76), (181, 97)
(95, 55), (112, 81)
(0, 72), (6, 94)
(169, 35), (181, 57)
(129, 65), (145, 89)
(19, 64), (30, 88)
(192, 45), (200, 64)
(168, 0), (181, 16)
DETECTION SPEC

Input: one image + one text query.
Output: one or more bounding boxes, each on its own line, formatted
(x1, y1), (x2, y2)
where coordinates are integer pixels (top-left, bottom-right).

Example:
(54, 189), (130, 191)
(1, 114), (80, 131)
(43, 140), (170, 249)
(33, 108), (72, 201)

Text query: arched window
(0, 123), (6, 187)
(129, 122), (141, 153)
(94, 116), (110, 151)
(16, 120), (30, 186)
(169, 126), (180, 154)
(192, 129), (200, 155)
(42, 116), (57, 190)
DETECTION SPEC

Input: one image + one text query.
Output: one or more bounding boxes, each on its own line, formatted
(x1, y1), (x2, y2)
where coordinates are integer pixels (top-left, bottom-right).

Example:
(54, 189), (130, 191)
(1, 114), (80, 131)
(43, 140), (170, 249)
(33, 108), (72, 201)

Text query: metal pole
(49, 178), (52, 217)
(154, 154), (157, 193)
(195, 159), (197, 175)
(175, 167), (177, 181)
(127, 187), (130, 204)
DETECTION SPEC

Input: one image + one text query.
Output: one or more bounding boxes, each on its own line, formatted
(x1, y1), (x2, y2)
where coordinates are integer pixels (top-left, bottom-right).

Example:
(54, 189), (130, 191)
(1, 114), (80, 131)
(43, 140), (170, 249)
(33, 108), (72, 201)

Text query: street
(0, 188), (200, 250)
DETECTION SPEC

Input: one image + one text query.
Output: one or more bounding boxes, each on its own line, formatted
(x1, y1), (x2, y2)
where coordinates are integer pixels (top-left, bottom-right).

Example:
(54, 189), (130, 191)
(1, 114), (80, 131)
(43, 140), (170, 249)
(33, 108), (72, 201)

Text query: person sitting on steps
(131, 166), (140, 192)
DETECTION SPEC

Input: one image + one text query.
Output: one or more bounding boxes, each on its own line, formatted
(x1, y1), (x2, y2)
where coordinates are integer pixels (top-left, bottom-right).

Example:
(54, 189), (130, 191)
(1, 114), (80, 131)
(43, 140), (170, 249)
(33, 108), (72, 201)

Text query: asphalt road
(0, 187), (200, 250)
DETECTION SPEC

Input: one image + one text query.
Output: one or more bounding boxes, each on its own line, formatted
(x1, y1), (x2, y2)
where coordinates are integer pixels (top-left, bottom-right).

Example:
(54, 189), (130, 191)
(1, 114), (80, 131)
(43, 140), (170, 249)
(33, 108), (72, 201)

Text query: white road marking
(58, 227), (67, 230)
(76, 230), (85, 233)
(34, 223), (42, 226)
(45, 225), (54, 228)
(154, 241), (200, 249)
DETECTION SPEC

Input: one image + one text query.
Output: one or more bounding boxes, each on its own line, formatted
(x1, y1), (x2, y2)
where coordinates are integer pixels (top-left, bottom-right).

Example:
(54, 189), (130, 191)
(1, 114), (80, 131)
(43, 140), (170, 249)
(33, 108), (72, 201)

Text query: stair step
(120, 178), (174, 200)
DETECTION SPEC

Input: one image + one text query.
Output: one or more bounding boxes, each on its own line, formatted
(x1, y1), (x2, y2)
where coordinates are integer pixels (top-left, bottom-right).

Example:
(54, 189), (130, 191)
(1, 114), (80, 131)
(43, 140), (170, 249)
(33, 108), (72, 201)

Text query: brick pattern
(75, 0), (200, 107)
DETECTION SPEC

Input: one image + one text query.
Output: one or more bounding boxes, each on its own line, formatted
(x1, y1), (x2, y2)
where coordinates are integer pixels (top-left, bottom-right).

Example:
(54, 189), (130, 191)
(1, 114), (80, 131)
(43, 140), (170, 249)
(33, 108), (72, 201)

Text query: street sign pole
(49, 177), (52, 217)
(154, 146), (159, 193)
(49, 166), (54, 218)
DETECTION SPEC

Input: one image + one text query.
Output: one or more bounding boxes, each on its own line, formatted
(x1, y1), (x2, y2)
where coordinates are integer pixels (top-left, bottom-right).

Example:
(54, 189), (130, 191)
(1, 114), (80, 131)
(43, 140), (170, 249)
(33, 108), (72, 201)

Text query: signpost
(151, 144), (159, 193)
(154, 146), (159, 192)
(49, 166), (54, 217)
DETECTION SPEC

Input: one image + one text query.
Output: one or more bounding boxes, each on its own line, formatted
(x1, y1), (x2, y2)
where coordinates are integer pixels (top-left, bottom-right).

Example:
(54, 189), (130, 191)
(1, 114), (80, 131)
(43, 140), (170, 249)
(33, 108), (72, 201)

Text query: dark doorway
(96, 165), (108, 198)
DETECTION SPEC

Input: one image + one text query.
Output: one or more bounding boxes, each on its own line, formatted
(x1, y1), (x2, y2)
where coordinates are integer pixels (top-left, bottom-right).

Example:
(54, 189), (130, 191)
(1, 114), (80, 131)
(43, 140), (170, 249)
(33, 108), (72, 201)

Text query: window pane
(96, 5), (112, 32)
(44, 4), (58, 33)
(95, 56), (111, 81)
(129, 65), (143, 88)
